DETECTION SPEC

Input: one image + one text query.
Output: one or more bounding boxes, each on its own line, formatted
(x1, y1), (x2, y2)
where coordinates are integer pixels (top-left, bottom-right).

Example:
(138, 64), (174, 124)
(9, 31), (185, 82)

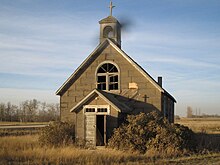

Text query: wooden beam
(104, 115), (107, 146)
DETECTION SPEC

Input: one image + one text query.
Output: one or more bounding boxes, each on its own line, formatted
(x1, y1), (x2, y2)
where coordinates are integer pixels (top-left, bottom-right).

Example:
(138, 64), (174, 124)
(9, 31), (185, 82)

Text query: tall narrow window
(97, 63), (119, 91)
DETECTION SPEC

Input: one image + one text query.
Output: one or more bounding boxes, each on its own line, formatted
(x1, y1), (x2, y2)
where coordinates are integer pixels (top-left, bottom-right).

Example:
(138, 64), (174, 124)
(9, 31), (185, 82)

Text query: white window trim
(97, 72), (119, 91)
(84, 105), (110, 115)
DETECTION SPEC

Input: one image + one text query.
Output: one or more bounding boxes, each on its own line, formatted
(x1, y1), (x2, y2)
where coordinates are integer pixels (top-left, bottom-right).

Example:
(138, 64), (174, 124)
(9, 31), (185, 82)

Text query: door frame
(84, 105), (109, 146)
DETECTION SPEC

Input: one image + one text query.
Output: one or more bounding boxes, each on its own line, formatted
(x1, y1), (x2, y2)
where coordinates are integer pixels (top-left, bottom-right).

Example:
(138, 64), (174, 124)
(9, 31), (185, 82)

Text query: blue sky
(0, 0), (219, 116)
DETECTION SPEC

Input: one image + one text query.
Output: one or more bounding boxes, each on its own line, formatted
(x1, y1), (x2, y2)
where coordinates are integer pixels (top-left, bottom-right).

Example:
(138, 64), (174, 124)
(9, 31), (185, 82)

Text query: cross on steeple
(109, 1), (115, 16)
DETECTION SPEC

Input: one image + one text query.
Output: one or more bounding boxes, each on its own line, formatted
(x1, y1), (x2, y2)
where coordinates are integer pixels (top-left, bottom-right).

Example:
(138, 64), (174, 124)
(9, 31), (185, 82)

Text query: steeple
(99, 1), (121, 48)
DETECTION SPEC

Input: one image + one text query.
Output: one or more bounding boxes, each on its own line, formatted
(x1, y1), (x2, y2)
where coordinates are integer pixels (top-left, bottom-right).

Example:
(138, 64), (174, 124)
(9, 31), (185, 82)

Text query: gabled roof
(56, 39), (176, 102)
(70, 89), (132, 113)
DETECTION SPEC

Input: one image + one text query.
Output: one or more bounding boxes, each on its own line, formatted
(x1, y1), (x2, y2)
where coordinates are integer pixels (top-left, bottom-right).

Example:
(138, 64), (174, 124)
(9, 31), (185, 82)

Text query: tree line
(187, 106), (220, 118)
(0, 99), (60, 122)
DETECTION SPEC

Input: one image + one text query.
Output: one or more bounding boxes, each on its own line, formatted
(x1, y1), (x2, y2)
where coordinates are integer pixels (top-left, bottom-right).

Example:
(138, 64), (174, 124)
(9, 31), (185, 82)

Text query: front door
(85, 114), (96, 147)
(84, 105), (109, 147)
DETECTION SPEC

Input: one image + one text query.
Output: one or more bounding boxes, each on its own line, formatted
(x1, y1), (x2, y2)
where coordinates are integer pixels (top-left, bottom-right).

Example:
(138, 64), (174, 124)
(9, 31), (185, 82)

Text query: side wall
(162, 94), (175, 123)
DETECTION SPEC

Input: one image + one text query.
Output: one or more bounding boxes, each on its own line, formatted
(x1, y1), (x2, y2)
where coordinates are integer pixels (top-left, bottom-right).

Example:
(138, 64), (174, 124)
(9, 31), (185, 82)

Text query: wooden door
(85, 114), (96, 147)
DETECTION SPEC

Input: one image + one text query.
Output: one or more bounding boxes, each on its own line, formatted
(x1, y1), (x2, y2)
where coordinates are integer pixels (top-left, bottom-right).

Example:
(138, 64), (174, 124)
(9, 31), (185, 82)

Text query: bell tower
(99, 1), (121, 48)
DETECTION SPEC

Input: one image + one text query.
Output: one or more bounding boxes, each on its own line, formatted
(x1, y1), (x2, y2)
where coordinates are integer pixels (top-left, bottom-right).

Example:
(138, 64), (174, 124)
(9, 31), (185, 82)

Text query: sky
(0, 0), (219, 116)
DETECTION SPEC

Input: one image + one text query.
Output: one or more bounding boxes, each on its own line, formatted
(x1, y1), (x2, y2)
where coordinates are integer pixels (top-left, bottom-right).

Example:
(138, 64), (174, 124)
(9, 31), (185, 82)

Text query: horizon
(0, 0), (220, 117)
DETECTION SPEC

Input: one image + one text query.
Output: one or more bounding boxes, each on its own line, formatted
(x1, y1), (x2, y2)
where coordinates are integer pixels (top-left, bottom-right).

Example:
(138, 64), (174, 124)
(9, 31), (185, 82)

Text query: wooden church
(56, 2), (176, 147)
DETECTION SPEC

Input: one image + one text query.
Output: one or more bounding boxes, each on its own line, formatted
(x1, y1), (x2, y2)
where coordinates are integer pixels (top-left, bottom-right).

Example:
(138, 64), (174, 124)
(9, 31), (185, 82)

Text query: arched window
(97, 62), (119, 91)
(103, 26), (114, 38)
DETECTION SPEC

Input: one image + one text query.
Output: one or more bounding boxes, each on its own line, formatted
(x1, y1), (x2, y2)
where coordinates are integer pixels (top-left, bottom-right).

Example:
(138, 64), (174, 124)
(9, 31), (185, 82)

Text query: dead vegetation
(38, 121), (75, 147)
(0, 116), (220, 164)
(108, 112), (196, 155)
(0, 135), (220, 164)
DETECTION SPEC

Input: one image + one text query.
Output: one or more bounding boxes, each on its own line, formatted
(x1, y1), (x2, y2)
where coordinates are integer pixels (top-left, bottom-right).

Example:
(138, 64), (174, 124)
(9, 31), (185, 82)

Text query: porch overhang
(70, 89), (132, 113)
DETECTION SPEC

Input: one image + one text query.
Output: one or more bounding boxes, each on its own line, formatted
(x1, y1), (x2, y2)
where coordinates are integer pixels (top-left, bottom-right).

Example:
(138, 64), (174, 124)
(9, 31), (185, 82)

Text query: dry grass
(175, 118), (220, 134)
(0, 135), (147, 164)
(0, 135), (220, 164)
(0, 128), (42, 137)
(0, 118), (219, 164)
(0, 121), (48, 126)
(175, 117), (220, 152)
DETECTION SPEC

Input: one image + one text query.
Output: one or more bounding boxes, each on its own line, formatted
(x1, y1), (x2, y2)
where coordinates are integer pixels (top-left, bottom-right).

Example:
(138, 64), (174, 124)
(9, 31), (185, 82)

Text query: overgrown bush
(108, 112), (196, 156)
(39, 121), (75, 147)
(195, 132), (220, 152)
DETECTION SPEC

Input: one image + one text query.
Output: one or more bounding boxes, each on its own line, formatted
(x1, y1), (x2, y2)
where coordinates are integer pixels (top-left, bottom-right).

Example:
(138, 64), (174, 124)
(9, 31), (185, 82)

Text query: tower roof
(99, 16), (120, 24)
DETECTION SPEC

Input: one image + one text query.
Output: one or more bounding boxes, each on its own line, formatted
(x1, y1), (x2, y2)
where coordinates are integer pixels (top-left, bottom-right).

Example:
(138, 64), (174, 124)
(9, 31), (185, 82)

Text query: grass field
(0, 118), (219, 164)
(0, 121), (48, 126)
(0, 135), (219, 164)
(175, 118), (220, 134)
(0, 122), (48, 136)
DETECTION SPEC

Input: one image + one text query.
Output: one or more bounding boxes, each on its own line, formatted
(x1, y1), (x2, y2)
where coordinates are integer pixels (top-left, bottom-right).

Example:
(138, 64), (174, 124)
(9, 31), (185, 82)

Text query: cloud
(0, 0), (220, 117)
(141, 55), (220, 69)
(0, 9), (100, 77)
(0, 88), (59, 105)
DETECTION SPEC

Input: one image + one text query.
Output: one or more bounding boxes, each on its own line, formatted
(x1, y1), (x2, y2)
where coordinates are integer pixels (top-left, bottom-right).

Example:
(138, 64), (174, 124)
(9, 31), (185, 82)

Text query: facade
(56, 10), (176, 146)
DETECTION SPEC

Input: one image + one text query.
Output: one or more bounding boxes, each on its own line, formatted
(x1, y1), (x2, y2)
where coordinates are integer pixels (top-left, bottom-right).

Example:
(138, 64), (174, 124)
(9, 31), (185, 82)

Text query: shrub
(38, 121), (75, 147)
(108, 112), (196, 156)
(146, 123), (196, 157)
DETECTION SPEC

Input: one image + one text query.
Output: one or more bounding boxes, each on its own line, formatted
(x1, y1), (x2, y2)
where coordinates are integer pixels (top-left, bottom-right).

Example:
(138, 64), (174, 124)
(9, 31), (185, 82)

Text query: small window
(97, 63), (119, 91)
(97, 108), (108, 113)
(84, 106), (109, 114)
(85, 108), (95, 112)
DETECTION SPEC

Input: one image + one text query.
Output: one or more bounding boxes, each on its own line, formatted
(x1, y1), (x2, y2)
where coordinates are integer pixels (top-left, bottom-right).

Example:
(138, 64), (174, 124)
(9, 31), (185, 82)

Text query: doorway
(84, 105), (108, 147)
(96, 115), (105, 146)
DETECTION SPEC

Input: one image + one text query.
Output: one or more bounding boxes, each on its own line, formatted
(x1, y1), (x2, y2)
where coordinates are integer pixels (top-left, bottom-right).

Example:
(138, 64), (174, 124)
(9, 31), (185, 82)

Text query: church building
(56, 2), (176, 147)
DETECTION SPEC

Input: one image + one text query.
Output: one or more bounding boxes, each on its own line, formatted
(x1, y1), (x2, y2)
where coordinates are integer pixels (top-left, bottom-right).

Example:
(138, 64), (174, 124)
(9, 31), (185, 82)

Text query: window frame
(96, 61), (120, 92)
(84, 105), (110, 115)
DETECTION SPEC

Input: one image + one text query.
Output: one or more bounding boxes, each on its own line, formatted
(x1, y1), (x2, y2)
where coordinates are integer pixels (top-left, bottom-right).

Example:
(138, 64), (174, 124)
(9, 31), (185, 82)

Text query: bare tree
(20, 99), (39, 122)
(0, 103), (6, 121)
(0, 99), (60, 122)
(47, 103), (60, 121)
(38, 102), (47, 122)
(5, 102), (13, 121)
